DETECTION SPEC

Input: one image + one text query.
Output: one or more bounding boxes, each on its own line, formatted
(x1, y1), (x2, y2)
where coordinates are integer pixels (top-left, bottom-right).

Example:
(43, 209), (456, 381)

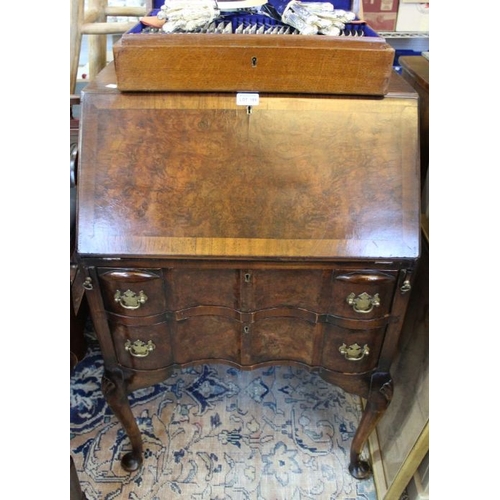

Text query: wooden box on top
(113, 0), (395, 95)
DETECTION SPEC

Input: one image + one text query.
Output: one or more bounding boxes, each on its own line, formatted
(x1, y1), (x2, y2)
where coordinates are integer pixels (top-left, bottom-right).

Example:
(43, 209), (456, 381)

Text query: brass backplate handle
(339, 343), (370, 361)
(125, 339), (156, 358)
(114, 289), (148, 310)
(346, 292), (380, 313)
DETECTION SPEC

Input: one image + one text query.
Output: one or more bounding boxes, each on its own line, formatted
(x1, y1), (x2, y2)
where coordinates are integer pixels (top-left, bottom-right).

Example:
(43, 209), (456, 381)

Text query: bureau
(74, 63), (420, 480)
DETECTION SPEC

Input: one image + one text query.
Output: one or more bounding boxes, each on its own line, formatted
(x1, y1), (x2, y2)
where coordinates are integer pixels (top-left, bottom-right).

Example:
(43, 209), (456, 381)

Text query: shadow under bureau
(74, 63), (420, 479)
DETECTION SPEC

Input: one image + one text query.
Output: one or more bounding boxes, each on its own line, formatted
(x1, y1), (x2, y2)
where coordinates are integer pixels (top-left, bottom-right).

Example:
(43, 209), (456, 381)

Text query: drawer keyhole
(251, 56), (257, 67)
(244, 273), (251, 283)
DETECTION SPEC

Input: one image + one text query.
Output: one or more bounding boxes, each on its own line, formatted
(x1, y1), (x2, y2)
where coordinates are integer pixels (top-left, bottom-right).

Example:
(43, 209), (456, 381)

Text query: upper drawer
(330, 271), (397, 319)
(165, 268), (240, 310)
(98, 269), (166, 316)
(249, 269), (328, 311)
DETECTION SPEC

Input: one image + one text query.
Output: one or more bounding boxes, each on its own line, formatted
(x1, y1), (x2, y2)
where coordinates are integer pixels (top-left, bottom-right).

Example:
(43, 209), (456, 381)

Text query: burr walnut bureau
(74, 62), (420, 480)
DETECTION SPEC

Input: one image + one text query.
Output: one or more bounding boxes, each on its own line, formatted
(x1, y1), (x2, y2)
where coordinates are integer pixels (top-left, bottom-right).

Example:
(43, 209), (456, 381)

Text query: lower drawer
(321, 324), (385, 373)
(111, 321), (173, 370)
(244, 317), (317, 366)
(110, 313), (386, 373)
(173, 316), (242, 365)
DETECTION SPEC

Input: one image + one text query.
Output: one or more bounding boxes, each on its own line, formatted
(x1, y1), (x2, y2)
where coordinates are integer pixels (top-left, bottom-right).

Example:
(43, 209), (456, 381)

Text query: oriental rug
(70, 333), (377, 500)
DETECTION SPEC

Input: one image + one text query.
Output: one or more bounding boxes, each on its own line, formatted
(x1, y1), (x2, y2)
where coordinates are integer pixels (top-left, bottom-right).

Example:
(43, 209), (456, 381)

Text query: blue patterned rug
(70, 334), (377, 500)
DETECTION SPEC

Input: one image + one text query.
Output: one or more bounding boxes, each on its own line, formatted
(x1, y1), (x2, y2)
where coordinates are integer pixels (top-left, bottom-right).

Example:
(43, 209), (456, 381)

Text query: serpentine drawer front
(99, 266), (396, 374)
(75, 64), (420, 479)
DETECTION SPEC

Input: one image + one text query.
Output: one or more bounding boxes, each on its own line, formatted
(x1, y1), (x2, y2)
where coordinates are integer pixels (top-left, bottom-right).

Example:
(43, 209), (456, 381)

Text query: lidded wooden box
(113, 0), (395, 95)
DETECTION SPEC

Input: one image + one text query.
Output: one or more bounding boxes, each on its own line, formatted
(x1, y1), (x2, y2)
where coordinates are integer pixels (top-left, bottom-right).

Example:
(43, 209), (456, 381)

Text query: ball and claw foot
(348, 459), (372, 480)
(121, 452), (143, 472)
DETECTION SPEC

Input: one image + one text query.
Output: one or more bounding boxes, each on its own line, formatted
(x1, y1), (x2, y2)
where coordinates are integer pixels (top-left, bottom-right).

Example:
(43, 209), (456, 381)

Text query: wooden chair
(70, 0), (152, 93)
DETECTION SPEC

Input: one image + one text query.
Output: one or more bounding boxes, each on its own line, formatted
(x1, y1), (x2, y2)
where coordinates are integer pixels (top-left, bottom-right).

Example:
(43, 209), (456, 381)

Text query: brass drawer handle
(114, 289), (148, 310)
(339, 343), (370, 361)
(400, 279), (412, 294)
(124, 339), (156, 358)
(346, 292), (380, 314)
(83, 277), (93, 290)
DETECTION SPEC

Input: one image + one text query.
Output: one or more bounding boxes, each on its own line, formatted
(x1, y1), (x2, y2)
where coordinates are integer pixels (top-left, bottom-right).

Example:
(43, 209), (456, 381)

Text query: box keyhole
(251, 57), (257, 67)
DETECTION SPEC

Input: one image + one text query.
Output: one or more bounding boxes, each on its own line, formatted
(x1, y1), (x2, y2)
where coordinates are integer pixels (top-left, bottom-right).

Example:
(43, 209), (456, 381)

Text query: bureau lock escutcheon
(346, 292), (380, 313)
(115, 289), (148, 310)
(125, 339), (156, 358)
(339, 343), (370, 361)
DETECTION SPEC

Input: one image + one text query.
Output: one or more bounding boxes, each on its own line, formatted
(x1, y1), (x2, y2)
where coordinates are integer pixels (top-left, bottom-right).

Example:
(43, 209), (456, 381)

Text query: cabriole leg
(102, 368), (143, 472)
(349, 372), (393, 479)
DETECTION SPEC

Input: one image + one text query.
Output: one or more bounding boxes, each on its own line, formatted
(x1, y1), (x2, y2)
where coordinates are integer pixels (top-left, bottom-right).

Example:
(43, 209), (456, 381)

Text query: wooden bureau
(74, 63), (420, 479)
